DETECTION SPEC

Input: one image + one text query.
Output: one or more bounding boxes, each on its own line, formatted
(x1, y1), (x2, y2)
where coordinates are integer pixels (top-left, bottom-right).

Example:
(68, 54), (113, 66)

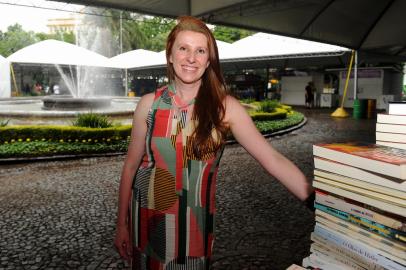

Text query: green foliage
(212, 25), (255, 43)
(0, 24), (38, 57)
(72, 113), (113, 128)
(0, 125), (132, 144)
(254, 111), (304, 133)
(139, 17), (176, 52)
(0, 119), (9, 127)
(258, 99), (278, 113)
(0, 140), (129, 158)
(240, 98), (256, 104)
(36, 30), (76, 44)
(249, 109), (287, 121)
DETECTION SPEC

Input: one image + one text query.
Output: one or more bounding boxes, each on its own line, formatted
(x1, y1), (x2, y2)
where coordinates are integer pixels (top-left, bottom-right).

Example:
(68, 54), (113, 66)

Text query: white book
(378, 113), (406, 125)
(314, 190), (405, 232)
(313, 142), (406, 180)
(315, 210), (406, 259)
(377, 141), (406, 150)
(376, 132), (406, 143)
(314, 169), (406, 199)
(311, 232), (385, 270)
(314, 157), (406, 192)
(314, 223), (406, 270)
(313, 180), (406, 216)
(376, 123), (406, 134)
(310, 243), (367, 270)
(314, 175), (406, 206)
(389, 102), (406, 115)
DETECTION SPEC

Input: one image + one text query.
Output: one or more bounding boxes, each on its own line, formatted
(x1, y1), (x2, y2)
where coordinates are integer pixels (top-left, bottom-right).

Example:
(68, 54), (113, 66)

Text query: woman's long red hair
(166, 16), (228, 158)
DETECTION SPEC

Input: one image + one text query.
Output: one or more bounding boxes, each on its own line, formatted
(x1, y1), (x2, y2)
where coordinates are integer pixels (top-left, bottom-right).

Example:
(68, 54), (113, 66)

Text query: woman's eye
(179, 46), (186, 51)
(197, 49), (206, 54)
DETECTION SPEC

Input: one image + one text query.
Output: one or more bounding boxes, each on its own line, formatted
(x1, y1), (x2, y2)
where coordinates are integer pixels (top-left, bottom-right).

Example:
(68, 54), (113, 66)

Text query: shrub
(0, 125), (132, 144)
(72, 113), (113, 128)
(0, 119), (9, 127)
(258, 99), (279, 113)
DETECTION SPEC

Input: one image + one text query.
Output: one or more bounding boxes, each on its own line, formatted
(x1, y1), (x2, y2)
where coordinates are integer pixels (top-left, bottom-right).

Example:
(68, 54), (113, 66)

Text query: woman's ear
(206, 61), (210, 68)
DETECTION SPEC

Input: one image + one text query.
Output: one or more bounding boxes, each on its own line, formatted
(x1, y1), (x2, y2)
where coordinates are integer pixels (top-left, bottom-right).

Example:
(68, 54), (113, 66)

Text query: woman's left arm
(225, 96), (313, 201)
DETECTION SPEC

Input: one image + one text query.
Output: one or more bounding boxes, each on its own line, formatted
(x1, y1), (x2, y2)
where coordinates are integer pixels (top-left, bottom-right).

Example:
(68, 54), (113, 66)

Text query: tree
(212, 25), (254, 43)
(35, 31), (75, 44)
(139, 17), (176, 52)
(0, 24), (37, 57)
(80, 9), (148, 57)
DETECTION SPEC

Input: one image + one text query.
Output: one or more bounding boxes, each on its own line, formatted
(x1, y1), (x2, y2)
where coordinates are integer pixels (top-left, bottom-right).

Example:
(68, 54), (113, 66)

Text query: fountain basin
(42, 95), (112, 111)
(0, 96), (139, 125)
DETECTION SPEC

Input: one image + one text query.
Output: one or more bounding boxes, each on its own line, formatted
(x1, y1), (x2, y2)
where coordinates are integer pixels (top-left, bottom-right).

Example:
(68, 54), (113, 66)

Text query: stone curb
(0, 118), (307, 163)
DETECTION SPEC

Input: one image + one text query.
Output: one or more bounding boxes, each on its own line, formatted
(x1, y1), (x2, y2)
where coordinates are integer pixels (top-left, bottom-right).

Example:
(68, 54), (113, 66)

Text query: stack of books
(302, 142), (406, 270)
(376, 102), (406, 150)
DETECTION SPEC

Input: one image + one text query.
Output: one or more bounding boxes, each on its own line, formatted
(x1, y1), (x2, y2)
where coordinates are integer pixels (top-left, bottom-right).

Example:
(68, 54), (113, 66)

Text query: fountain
(0, 13), (139, 125)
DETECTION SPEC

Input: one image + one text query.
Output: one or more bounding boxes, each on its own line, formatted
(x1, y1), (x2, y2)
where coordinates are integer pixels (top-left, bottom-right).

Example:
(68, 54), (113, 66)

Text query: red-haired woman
(114, 16), (313, 269)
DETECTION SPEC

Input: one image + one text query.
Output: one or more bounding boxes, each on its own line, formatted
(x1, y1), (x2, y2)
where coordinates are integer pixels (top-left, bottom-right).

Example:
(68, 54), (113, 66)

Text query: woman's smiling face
(169, 30), (210, 86)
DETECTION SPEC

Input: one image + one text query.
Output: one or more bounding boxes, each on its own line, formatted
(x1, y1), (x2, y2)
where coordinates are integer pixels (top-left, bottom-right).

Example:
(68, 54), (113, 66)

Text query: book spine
(313, 180), (405, 216)
(315, 212), (406, 260)
(315, 202), (406, 242)
(314, 223), (406, 270)
(315, 191), (405, 231)
(310, 243), (367, 270)
(311, 232), (385, 270)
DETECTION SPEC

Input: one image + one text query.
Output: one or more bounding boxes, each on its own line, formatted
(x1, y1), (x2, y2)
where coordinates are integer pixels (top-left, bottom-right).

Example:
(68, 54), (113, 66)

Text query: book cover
(313, 180), (406, 216)
(314, 175), (406, 206)
(314, 169), (406, 199)
(314, 223), (406, 270)
(376, 123), (406, 134)
(315, 189), (406, 232)
(313, 142), (406, 180)
(314, 157), (406, 191)
(377, 141), (406, 150)
(389, 102), (406, 115)
(378, 114), (406, 125)
(376, 132), (406, 144)
(315, 210), (406, 258)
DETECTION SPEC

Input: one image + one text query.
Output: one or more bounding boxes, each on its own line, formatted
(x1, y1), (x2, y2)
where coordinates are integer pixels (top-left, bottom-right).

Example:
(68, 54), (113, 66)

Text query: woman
(115, 16), (313, 269)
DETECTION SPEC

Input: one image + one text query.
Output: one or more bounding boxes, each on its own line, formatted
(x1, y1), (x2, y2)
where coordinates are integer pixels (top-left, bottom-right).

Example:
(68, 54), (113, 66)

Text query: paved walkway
(0, 107), (376, 270)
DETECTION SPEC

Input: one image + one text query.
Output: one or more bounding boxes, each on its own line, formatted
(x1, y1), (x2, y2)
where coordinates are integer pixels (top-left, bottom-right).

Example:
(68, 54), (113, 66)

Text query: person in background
(305, 81), (315, 108)
(114, 16), (314, 270)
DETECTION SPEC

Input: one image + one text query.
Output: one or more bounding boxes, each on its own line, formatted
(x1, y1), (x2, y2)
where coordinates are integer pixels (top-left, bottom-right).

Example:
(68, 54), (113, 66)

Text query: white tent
(7, 39), (113, 68)
(0, 55), (11, 98)
(108, 49), (160, 69)
(228, 33), (349, 59)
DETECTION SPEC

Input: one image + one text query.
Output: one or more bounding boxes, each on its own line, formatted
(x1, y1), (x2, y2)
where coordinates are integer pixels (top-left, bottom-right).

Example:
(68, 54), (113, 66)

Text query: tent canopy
(7, 39), (113, 68)
(108, 49), (160, 69)
(50, 0), (406, 59)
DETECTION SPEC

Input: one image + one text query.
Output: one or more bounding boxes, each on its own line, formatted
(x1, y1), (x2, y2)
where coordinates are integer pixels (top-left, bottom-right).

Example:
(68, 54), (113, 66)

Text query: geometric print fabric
(129, 85), (225, 270)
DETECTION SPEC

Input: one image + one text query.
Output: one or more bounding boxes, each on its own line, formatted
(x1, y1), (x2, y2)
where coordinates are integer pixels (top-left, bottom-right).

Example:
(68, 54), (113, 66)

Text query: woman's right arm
(114, 92), (154, 260)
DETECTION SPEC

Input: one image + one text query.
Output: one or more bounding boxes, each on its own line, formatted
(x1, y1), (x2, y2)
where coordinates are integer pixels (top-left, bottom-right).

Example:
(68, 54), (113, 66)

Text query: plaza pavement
(0, 107), (376, 270)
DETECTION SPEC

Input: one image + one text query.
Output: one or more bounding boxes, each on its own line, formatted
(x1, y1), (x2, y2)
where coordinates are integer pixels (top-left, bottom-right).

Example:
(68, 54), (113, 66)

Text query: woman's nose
(186, 51), (196, 62)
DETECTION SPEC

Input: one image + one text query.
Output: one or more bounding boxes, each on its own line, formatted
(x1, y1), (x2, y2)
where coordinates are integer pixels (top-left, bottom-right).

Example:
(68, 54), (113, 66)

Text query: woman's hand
(114, 224), (131, 261)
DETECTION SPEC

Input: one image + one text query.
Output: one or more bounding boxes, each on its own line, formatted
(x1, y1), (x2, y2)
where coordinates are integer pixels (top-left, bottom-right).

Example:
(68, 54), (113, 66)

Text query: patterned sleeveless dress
(129, 85), (225, 270)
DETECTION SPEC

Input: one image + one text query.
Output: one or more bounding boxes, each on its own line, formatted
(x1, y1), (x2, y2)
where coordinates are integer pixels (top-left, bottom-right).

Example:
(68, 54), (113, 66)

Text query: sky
(0, 0), (83, 33)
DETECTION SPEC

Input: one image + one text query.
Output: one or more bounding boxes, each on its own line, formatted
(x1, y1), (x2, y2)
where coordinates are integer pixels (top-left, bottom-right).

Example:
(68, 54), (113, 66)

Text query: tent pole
(124, 68), (128, 96)
(354, 50), (358, 100)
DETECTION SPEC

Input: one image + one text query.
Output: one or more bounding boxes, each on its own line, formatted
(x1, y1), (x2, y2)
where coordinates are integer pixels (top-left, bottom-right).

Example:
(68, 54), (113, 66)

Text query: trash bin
(367, 99), (376, 119)
(353, 99), (362, 119)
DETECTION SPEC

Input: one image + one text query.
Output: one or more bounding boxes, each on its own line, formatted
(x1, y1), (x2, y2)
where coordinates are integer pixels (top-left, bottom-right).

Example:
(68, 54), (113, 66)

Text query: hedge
(0, 125), (132, 144)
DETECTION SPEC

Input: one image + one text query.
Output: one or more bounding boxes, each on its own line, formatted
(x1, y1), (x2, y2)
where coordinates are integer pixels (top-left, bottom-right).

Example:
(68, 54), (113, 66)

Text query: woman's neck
(174, 79), (201, 103)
